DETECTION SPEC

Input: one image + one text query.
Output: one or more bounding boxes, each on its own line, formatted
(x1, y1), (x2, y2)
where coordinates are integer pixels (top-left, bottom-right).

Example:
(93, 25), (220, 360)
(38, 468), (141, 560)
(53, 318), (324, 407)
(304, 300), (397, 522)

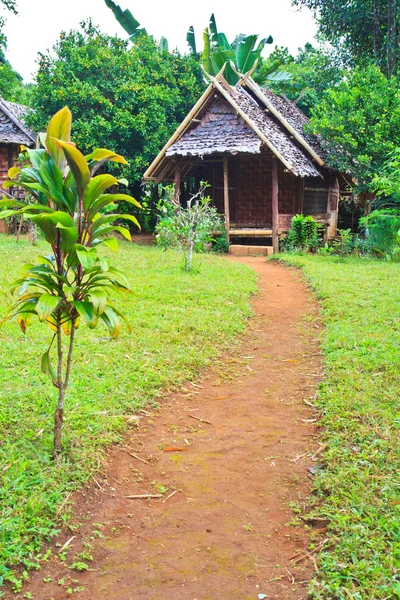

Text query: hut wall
(204, 153), (300, 228)
(0, 146), (11, 188)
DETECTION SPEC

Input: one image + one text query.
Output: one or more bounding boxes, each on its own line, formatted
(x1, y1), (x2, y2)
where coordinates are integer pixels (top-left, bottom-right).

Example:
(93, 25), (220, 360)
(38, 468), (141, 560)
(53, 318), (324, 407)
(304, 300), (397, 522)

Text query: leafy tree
(27, 21), (204, 207)
(255, 43), (343, 116)
(0, 106), (141, 457)
(0, 0), (31, 103)
(308, 64), (400, 208)
(293, 0), (400, 76)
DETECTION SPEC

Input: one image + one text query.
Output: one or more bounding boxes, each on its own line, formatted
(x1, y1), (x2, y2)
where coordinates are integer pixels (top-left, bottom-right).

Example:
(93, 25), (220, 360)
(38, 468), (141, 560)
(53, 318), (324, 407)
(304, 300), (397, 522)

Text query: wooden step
(229, 245), (273, 257)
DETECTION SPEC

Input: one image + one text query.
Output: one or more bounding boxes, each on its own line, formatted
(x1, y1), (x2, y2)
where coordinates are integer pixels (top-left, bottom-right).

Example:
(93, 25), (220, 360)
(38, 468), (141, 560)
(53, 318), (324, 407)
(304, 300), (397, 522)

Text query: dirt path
(20, 258), (322, 600)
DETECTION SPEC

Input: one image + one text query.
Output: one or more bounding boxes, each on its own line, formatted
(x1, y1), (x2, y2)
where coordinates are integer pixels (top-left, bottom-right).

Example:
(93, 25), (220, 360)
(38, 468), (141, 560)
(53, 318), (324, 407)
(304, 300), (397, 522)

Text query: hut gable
(0, 98), (35, 146)
(220, 83), (322, 177)
(166, 99), (261, 157)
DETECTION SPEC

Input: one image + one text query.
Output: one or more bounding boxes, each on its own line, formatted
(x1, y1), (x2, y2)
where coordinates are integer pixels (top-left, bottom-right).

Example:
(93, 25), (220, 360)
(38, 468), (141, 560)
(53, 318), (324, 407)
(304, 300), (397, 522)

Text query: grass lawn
(278, 254), (400, 600)
(0, 235), (257, 590)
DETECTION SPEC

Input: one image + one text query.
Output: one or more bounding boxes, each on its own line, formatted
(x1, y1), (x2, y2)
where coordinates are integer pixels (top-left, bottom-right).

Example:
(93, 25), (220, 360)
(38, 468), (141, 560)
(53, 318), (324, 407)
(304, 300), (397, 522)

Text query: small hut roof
(166, 100), (261, 157)
(0, 98), (35, 146)
(143, 75), (326, 181)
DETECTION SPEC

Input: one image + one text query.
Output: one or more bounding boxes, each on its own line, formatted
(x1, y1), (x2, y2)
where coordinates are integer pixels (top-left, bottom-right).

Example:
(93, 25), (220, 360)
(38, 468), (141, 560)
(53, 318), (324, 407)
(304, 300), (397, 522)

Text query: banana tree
(187, 14), (292, 86)
(0, 106), (141, 457)
(104, 0), (169, 51)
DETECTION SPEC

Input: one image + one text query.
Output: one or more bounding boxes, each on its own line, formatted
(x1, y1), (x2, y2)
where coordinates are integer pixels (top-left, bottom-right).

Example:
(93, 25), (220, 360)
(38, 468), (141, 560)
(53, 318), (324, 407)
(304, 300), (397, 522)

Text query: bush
(155, 185), (224, 270)
(359, 209), (400, 258)
(280, 214), (321, 252)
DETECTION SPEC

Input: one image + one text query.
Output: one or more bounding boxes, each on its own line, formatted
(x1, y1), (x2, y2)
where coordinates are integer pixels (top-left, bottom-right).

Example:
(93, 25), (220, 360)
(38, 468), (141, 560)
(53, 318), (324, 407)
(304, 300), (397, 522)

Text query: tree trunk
(373, 0), (382, 63)
(186, 232), (193, 271)
(54, 403), (64, 458)
(387, 0), (396, 75)
(53, 321), (75, 459)
(16, 214), (24, 242)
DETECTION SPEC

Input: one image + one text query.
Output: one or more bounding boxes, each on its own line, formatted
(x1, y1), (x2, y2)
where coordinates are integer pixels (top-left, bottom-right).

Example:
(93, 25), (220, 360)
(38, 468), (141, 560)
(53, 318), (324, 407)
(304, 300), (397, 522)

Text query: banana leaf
(186, 26), (196, 55)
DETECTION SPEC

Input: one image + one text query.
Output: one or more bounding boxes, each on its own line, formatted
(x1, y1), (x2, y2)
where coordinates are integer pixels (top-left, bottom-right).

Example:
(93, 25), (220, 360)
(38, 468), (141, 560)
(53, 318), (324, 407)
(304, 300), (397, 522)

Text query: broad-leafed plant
(0, 106), (141, 457)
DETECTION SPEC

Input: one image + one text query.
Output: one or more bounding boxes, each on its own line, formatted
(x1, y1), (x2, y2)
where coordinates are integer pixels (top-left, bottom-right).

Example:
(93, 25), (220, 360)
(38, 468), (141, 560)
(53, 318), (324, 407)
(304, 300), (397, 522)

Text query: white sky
(3, 0), (318, 83)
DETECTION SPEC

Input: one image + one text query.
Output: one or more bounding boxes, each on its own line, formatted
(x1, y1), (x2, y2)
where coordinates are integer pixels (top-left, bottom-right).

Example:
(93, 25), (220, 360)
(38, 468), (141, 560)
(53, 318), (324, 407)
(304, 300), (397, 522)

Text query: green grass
(277, 254), (400, 600)
(0, 236), (257, 588)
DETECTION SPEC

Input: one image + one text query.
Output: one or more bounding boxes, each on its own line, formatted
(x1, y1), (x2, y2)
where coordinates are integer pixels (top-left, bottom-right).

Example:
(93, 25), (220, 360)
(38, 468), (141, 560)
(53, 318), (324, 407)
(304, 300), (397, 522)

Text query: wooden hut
(0, 97), (35, 233)
(143, 72), (349, 253)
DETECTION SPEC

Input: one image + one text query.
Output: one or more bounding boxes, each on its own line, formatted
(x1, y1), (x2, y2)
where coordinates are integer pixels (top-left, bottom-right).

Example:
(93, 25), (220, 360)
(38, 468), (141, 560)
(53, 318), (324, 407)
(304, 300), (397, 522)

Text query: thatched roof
(0, 98), (35, 146)
(166, 100), (261, 157)
(143, 75), (327, 182)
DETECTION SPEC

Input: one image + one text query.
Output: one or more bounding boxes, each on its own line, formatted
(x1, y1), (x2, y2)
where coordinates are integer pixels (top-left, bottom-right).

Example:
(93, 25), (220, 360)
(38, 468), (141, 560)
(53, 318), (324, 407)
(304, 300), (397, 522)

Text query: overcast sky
(3, 0), (318, 83)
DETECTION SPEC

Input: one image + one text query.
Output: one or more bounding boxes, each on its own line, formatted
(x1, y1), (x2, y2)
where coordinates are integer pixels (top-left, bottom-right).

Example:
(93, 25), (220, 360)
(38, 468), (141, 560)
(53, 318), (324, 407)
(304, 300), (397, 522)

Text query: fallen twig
(93, 477), (105, 491)
(289, 451), (310, 463)
(162, 490), (178, 503)
(125, 494), (163, 499)
(125, 450), (148, 465)
(315, 444), (327, 456)
(290, 538), (328, 564)
(56, 492), (72, 516)
(58, 536), (75, 554)
(188, 414), (213, 425)
(303, 398), (317, 408)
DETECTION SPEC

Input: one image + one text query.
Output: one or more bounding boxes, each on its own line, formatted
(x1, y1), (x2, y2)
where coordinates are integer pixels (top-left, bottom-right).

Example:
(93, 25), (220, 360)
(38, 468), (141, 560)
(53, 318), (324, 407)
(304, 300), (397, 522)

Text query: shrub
(281, 214), (321, 252)
(155, 185), (224, 270)
(359, 209), (400, 258)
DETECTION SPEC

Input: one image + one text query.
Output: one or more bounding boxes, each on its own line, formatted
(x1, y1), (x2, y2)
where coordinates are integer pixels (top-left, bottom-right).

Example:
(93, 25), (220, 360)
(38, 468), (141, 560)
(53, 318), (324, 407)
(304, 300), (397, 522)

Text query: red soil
(17, 257), (323, 600)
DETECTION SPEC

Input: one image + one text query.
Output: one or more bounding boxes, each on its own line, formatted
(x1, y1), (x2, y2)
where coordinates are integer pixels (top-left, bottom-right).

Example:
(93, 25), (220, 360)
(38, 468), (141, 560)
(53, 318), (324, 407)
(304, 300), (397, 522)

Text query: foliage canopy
(27, 21), (204, 200)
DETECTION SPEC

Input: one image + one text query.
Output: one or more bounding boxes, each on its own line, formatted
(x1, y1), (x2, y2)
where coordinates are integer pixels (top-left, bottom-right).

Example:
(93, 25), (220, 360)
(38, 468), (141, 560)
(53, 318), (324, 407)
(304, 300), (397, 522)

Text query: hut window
(303, 187), (329, 215)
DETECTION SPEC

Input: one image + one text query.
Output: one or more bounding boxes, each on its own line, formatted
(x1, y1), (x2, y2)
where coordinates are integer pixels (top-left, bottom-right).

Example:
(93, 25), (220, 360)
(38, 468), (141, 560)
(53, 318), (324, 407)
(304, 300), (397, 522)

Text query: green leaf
(40, 153), (71, 210)
(104, 0), (146, 40)
(36, 293), (61, 322)
(103, 237), (118, 252)
(83, 174), (119, 210)
(73, 301), (99, 328)
(209, 14), (219, 47)
(186, 25), (196, 55)
(41, 348), (57, 382)
(85, 148), (128, 164)
(99, 256), (110, 272)
(45, 106), (72, 171)
(89, 290), (108, 316)
(53, 138), (90, 198)
(202, 28), (212, 74)
(100, 305), (121, 339)
(75, 245), (98, 270)
(26, 148), (46, 169)
(113, 226), (131, 240)
(88, 193), (141, 220)
(91, 213), (140, 235)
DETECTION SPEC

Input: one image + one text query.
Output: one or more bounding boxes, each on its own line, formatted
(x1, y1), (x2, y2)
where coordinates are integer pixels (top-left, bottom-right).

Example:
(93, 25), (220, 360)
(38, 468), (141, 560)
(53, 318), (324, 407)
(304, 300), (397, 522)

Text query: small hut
(0, 97), (35, 233)
(143, 72), (350, 253)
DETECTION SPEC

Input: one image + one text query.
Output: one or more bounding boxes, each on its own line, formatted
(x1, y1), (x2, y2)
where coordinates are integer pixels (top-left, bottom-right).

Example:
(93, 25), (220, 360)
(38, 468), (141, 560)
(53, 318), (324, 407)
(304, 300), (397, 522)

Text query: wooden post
(223, 157), (230, 243)
(328, 176), (340, 239)
(174, 163), (181, 204)
(272, 157), (279, 253)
